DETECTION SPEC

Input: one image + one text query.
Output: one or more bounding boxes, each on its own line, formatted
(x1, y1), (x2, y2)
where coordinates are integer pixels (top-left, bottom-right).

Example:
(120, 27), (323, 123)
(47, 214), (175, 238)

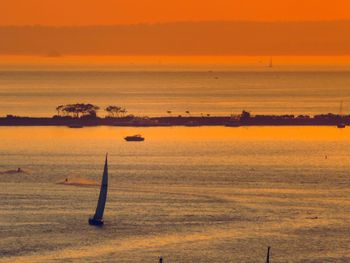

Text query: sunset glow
(1, 1), (350, 263)
(2, 0), (350, 26)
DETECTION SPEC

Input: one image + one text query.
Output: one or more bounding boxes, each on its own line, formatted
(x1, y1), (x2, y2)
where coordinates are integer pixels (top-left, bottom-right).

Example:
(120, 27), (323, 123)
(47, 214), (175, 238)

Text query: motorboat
(124, 134), (145, 142)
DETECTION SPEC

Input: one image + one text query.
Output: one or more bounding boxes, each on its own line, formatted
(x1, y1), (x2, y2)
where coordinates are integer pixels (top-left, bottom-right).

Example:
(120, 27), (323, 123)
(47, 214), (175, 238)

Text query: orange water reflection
(0, 126), (349, 141)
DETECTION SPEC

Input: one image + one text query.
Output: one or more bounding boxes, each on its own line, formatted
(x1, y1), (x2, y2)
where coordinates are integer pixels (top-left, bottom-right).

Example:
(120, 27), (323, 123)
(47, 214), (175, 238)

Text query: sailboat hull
(89, 217), (104, 226)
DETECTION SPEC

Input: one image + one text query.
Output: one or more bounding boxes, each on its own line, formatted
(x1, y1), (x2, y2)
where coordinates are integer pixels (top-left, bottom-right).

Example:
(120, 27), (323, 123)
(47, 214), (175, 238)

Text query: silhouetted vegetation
(240, 110), (251, 121)
(2, 106), (350, 127)
(55, 103), (100, 118)
(105, 105), (127, 118)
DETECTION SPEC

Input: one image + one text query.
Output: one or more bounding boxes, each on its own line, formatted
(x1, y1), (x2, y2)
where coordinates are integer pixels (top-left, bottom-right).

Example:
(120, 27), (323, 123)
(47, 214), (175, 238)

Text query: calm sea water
(0, 71), (350, 117)
(1, 70), (350, 262)
(0, 126), (350, 262)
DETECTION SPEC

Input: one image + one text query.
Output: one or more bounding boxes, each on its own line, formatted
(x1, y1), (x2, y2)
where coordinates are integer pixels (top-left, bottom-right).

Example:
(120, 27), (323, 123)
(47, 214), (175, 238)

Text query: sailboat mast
(266, 246), (271, 263)
(89, 154), (109, 225)
(94, 154), (108, 220)
(339, 101), (343, 116)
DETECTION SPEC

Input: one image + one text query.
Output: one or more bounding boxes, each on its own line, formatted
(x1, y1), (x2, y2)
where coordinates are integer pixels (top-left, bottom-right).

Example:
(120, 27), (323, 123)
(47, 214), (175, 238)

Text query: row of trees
(55, 104), (212, 118)
(166, 110), (211, 117)
(55, 104), (128, 118)
(105, 106), (128, 117)
(55, 105), (284, 120)
(55, 105), (246, 119)
(237, 110), (349, 122)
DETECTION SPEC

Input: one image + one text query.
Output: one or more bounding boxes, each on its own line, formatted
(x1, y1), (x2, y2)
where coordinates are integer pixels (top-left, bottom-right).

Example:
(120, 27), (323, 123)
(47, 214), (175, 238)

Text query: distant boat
(124, 134), (145, 142)
(68, 124), (83, 129)
(89, 154), (108, 226)
(225, 121), (241, 127)
(268, 57), (273, 68)
(337, 123), (346, 129)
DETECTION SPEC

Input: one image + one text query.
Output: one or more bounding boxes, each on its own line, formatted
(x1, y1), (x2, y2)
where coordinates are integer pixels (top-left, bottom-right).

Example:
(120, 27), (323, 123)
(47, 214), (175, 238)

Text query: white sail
(93, 154), (108, 221)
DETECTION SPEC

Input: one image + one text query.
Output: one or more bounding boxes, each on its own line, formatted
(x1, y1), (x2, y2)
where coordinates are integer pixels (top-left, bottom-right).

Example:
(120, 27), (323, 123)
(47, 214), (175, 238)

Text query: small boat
(225, 122), (241, 127)
(68, 124), (83, 129)
(124, 134), (145, 142)
(337, 123), (346, 129)
(89, 154), (108, 226)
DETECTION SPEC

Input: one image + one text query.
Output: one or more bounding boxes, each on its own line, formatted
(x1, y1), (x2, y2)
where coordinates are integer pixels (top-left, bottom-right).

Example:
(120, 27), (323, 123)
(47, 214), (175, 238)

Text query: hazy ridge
(1, 21), (350, 55)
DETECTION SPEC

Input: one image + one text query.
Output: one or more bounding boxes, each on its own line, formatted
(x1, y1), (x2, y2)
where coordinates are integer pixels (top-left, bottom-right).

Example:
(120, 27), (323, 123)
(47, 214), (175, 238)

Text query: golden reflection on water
(1, 126), (350, 262)
(0, 126), (350, 142)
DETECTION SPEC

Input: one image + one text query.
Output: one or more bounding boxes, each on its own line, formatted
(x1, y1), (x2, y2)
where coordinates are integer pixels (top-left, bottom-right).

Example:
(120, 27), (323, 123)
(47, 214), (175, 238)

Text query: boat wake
(0, 169), (29, 175)
(57, 178), (99, 187)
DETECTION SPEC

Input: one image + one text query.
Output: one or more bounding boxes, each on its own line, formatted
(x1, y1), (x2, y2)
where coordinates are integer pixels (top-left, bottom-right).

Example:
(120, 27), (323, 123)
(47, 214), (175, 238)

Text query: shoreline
(0, 115), (348, 127)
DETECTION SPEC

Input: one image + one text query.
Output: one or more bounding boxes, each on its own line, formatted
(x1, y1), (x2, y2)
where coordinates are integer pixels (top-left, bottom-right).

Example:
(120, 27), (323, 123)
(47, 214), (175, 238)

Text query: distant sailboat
(337, 101), (346, 129)
(89, 154), (108, 226)
(268, 57), (273, 68)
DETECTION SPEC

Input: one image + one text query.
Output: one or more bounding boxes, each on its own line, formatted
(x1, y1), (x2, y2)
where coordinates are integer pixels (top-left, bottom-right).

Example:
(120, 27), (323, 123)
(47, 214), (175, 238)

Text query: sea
(0, 70), (350, 117)
(0, 68), (350, 262)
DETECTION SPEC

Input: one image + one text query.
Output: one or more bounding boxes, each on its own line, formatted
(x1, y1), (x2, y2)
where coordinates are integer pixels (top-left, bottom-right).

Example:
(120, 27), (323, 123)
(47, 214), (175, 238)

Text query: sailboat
(268, 57), (273, 68)
(266, 246), (271, 263)
(337, 101), (346, 129)
(89, 154), (108, 226)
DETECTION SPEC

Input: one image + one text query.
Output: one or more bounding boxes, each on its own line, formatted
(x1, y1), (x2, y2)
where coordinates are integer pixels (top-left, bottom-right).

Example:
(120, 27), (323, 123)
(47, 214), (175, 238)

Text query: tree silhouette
(59, 103), (100, 118)
(56, 105), (64, 116)
(240, 110), (251, 121)
(105, 105), (127, 118)
(120, 108), (127, 117)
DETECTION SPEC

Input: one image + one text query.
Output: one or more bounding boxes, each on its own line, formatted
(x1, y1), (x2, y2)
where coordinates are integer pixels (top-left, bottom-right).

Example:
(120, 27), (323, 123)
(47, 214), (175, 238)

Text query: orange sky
(2, 0), (350, 26)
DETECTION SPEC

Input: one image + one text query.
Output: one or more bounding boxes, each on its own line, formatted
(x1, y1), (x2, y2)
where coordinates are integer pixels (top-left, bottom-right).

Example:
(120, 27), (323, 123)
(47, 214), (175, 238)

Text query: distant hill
(1, 21), (350, 55)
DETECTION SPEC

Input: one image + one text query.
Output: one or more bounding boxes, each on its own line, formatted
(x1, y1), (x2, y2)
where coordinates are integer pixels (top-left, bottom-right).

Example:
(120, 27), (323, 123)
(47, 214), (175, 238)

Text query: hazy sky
(2, 22), (350, 56)
(2, 1), (350, 58)
(2, 0), (350, 26)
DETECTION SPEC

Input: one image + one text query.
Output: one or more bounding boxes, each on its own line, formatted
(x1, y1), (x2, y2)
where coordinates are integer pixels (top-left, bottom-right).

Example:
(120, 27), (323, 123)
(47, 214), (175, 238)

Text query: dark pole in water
(159, 256), (163, 263)
(266, 246), (271, 263)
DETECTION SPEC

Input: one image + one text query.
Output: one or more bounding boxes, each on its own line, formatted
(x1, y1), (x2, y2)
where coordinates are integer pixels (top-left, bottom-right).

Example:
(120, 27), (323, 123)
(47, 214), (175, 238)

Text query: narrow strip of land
(0, 113), (348, 127)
